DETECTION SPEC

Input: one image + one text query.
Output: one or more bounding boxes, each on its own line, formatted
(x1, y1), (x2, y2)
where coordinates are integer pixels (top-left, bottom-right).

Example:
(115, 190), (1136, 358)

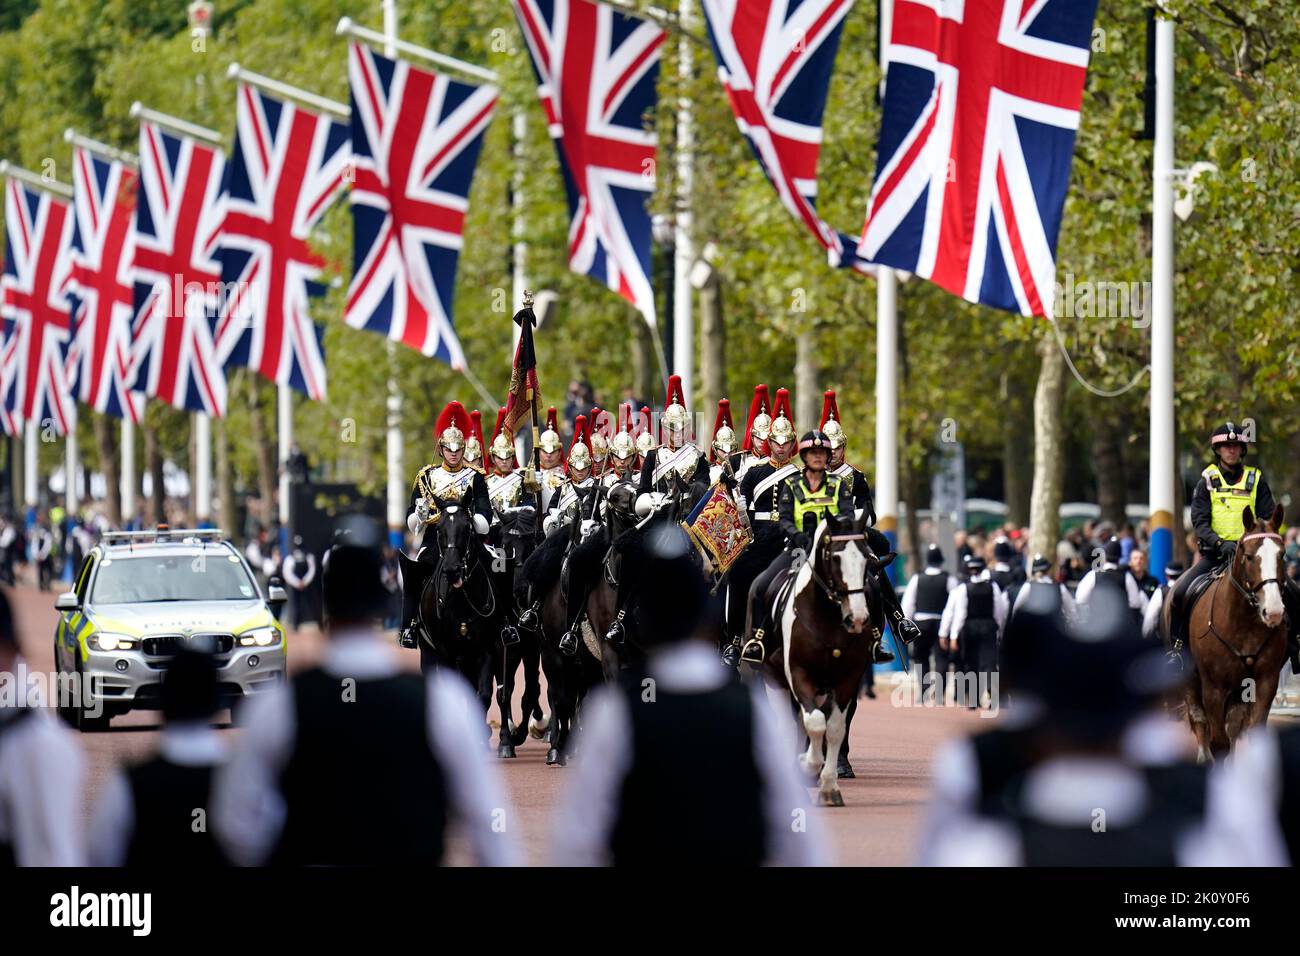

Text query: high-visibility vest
(1203, 463), (1260, 541)
(790, 473), (844, 532)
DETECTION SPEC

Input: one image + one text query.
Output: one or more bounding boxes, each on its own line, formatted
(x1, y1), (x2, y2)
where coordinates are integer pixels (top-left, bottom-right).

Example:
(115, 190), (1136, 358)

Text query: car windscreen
(90, 554), (258, 604)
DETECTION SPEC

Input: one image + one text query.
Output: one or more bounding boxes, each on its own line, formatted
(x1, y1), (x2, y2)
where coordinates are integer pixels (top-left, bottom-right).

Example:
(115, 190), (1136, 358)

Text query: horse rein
(808, 532), (871, 606)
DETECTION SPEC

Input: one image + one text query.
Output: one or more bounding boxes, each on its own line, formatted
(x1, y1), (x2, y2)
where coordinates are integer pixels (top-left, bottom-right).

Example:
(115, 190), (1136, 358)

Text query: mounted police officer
(743, 429), (909, 666)
(636, 374), (708, 517)
(720, 388), (798, 666)
(1168, 421), (1300, 670)
(399, 401), (492, 649)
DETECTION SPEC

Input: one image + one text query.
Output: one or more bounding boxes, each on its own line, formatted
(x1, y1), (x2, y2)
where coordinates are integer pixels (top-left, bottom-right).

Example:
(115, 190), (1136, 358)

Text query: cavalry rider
(1075, 536), (1147, 632)
(589, 406), (610, 479)
(1013, 553), (1077, 625)
(720, 388), (798, 666)
(636, 375), (709, 517)
(486, 408), (536, 647)
(601, 403), (640, 489)
(537, 407), (567, 512)
(542, 416), (601, 657)
(708, 398), (744, 484)
(1168, 421), (1300, 670)
(743, 429), (916, 666)
(736, 384), (773, 480)
(821, 390), (872, 511)
(399, 401), (492, 649)
(634, 404), (655, 472)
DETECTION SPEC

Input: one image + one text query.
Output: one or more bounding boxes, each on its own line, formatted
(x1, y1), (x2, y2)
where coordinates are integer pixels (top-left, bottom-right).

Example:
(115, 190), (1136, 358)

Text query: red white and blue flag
(1, 179), (77, 436)
(129, 122), (229, 416)
(215, 85), (349, 401)
(346, 43), (497, 368)
(702, 0), (872, 273)
(859, 0), (1099, 316)
(513, 0), (663, 327)
(66, 148), (145, 423)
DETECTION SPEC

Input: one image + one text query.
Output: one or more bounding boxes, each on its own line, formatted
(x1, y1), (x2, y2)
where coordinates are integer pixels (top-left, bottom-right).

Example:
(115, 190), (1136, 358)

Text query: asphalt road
(9, 573), (1020, 865)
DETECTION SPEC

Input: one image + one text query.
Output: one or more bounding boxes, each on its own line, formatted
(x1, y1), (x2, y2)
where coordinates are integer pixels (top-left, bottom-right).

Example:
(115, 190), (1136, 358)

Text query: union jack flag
(347, 43), (497, 367)
(215, 85), (349, 401)
(66, 148), (145, 423)
(513, 0), (663, 327)
(130, 121), (229, 416)
(1, 179), (76, 436)
(859, 0), (1100, 316)
(702, 0), (872, 273)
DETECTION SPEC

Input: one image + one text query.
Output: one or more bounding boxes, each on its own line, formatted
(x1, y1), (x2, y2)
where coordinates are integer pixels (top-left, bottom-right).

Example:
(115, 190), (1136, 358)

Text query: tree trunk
(1000, 371), (1033, 527)
(216, 414), (238, 538)
(698, 275), (726, 417)
(1028, 331), (1066, 562)
(1091, 411), (1127, 528)
(93, 414), (121, 528)
(11, 433), (22, 512)
(902, 453), (926, 575)
(795, 330), (818, 430)
(246, 373), (278, 528)
(145, 426), (165, 525)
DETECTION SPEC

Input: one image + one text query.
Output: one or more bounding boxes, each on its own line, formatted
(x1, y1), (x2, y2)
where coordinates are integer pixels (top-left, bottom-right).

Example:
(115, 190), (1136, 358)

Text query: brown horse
(753, 511), (884, 806)
(1171, 504), (1288, 761)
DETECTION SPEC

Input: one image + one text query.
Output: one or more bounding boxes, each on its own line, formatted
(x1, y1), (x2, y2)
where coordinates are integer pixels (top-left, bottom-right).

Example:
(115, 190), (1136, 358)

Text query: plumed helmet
(610, 403), (637, 461)
(435, 401), (471, 454)
(465, 410), (485, 464)
(769, 388), (795, 444)
(661, 374), (690, 435)
(634, 405), (656, 456)
(568, 415), (593, 471)
(819, 389), (845, 450)
(539, 406), (562, 455)
(489, 407), (516, 464)
(711, 398), (737, 461)
(743, 384), (772, 453)
(588, 407), (609, 462)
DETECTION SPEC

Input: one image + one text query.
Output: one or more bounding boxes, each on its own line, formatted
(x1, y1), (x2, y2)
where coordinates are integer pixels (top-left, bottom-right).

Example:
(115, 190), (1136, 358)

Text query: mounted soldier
(601, 403), (640, 489)
(720, 388), (798, 666)
(736, 384), (773, 481)
(708, 398), (744, 484)
(633, 404), (655, 472)
(485, 407), (535, 648)
(636, 374), (709, 517)
(398, 401), (492, 650)
(464, 409), (487, 475)
(537, 406), (567, 513)
(1168, 422), (1300, 671)
(589, 406), (610, 480)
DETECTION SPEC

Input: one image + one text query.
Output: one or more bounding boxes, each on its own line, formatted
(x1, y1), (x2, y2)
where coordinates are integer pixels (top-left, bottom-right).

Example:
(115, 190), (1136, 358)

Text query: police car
(52, 528), (287, 731)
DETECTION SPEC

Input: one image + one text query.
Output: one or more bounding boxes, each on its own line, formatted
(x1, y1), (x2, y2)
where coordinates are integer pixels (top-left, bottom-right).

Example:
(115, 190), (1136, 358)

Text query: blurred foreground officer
(90, 648), (229, 866)
(0, 587), (86, 865)
(551, 523), (828, 866)
(213, 516), (518, 866)
(923, 590), (1225, 866)
(1201, 724), (1300, 865)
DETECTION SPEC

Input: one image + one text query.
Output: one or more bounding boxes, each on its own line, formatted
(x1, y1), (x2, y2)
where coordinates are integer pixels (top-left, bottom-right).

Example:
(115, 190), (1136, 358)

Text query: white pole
(1149, 13), (1176, 583)
(672, 0), (695, 409)
(277, 383), (292, 535)
(512, 109), (527, 354)
(875, 268), (899, 545)
(383, 0), (406, 547)
(23, 421), (37, 509)
(121, 417), (136, 526)
(65, 428), (78, 514)
(194, 412), (211, 524)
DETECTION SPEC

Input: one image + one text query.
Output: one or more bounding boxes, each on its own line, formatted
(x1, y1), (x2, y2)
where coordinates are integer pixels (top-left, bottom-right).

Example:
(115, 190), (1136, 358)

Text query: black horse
(488, 501), (547, 758)
(400, 502), (499, 717)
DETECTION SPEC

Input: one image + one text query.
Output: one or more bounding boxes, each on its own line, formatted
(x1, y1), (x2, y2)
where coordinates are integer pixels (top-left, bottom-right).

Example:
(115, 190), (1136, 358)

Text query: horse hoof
(529, 714), (550, 740)
(818, 789), (845, 808)
(546, 747), (566, 767)
(498, 742), (517, 759)
(510, 726), (530, 747)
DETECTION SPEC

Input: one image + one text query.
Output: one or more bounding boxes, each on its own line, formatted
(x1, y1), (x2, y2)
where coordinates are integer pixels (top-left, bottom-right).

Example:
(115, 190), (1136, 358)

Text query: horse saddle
(1186, 562), (1228, 614)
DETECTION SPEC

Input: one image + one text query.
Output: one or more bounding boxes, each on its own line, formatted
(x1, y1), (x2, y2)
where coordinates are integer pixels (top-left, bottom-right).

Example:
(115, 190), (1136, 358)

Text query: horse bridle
(808, 531), (872, 606)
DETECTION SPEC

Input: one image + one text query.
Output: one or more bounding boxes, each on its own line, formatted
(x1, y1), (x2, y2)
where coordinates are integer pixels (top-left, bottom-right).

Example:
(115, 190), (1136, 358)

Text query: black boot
(876, 569), (920, 643)
(871, 637), (895, 664)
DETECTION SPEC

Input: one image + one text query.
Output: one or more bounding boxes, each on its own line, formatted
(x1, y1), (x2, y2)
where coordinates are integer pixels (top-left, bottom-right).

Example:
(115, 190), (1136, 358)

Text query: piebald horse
(755, 511), (883, 806)
(1171, 504), (1288, 760)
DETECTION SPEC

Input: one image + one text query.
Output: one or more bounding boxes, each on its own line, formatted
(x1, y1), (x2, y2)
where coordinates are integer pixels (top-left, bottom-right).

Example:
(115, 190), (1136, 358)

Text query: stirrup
(518, 603), (541, 632)
(604, 609), (626, 645)
(740, 630), (766, 665)
(398, 625), (419, 649)
(500, 625), (521, 647)
(559, 630), (579, 657)
(721, 640), (741, 668)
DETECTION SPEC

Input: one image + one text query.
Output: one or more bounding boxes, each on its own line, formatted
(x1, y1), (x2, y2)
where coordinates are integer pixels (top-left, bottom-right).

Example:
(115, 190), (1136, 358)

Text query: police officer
(551, 522), (828, 866)
(0, 587), (86, 865)
(1075, 536), (1147, 632)
(90, 647), (230, 866)
(282, 536), (318, 629)
(1168, 421), (1300, 670)
(1012, 553), (1077, 624)
(990, 537), (1025, 608)
(400, 401), (492, 649)
(938, 554), (1008, 709)
(1143, 560), (1183, 641)
(213, 515), (518, 866)
(903, 545), (957, 681)
(636, 374), (708, 516)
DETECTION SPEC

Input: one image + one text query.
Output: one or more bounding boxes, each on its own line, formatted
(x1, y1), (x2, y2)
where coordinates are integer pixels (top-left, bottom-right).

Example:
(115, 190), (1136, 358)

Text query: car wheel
(53, 639), (75, 726)
(74, 659), (110, 733)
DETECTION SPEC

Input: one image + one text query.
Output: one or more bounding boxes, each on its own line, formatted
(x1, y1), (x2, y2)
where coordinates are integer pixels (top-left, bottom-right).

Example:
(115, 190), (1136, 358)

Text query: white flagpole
(23, 420), (37, 510)
(383, 0), (406, 549)
(121, 417), (136, 527)
(278, 383), (292, 540)
(225, 63), (350, 120)
(672, 0), (695, 410)
(194, 412), (212, 526)
(1149, 12), (1176, 582)
(65, 428), (78, 514)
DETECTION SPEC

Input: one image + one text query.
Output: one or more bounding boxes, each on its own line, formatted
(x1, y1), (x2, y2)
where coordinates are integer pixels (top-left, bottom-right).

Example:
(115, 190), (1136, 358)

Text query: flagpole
(382, 0), (406, 551)
(127, 103), (222, 146)
(225, 63), (350, 120)
(65, 428), (78, 515)
(336, 16), (499, 83)
(672, 0), (695, 411)
(1149, 12), (1176, 582)
(23, 420), (37, 512)
(121, 417), (135, 528)
(194, 412), (212, 527)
